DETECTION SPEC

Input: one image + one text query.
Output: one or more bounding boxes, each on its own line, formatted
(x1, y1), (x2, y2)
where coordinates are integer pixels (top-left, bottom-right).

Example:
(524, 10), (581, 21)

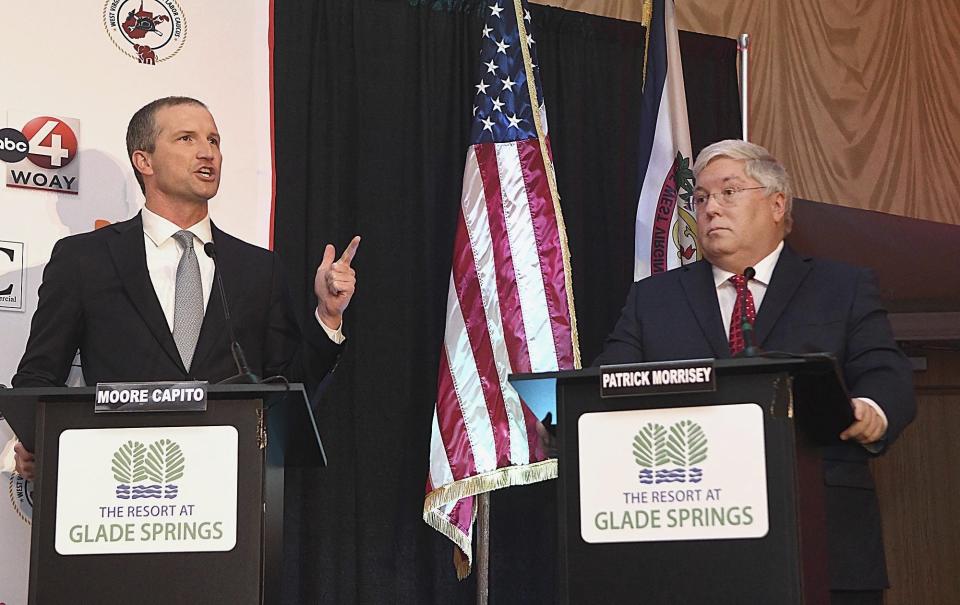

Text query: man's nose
(197, 142), (215, 159)
(699, 195), (722, 217)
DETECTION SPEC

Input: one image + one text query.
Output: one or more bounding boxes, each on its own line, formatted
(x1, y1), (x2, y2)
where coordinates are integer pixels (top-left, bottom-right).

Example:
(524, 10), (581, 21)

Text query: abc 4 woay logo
(0, 113), (80, 194)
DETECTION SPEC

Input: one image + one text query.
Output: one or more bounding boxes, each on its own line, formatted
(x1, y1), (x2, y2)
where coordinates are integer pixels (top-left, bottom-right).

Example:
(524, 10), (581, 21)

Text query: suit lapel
(189, 223), (231, 373)
(754, 246), (812, 347)
(107, 212), (186, 373)
(678, 261), (730, 358)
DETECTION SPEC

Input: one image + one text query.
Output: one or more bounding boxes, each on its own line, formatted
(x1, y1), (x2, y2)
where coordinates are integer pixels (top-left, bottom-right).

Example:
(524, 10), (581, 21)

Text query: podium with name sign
(510, 355), (854, 605)
(0, 383), (325, 605)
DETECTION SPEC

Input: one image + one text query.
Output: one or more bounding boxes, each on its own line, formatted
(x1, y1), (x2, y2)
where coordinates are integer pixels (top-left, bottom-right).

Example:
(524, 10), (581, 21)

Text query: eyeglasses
(692, 186), (767, 209)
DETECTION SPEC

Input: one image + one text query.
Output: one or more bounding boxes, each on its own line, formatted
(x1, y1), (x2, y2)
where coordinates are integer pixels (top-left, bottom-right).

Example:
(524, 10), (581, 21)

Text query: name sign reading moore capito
(600, 360), (716, 398)
(95, 381), (208, 413)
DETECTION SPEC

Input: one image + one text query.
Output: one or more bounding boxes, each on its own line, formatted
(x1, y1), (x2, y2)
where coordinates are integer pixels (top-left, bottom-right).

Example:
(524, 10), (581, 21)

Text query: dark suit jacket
(13, 212), (340, 389)
(595, 245), (915, 591)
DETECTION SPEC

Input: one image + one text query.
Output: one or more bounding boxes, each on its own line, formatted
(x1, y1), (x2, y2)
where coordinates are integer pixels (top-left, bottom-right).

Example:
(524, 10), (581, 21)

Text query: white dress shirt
(142, 206), (215, 330)
(712, 241), (783, 337)
(141, 206), (344, 343)
(709, 241), (887, 438)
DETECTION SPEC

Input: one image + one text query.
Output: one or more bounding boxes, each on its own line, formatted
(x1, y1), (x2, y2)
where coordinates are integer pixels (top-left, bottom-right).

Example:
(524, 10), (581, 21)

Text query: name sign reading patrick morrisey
(600, 360), (716, 398)
(95, 382), (208, 413)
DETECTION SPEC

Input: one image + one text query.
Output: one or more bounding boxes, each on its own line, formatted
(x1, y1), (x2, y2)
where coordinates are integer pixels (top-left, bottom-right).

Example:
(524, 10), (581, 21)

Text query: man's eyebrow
(167, 129), (220, 139)
(694, 175), (746, 191)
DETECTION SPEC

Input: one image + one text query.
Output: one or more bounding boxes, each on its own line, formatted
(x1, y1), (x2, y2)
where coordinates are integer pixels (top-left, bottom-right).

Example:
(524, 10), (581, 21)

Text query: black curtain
(273, 2), (739, 603)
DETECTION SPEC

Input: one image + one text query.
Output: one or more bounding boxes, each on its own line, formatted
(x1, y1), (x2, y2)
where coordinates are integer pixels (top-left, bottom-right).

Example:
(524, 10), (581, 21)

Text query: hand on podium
(839, 397), (887, 445)
(14, 441), (35, 482)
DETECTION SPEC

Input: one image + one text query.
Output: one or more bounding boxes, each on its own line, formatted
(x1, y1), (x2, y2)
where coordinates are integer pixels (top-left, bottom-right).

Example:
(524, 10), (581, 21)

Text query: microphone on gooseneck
(739, 266), (758, 357)
(203, 242), (260, 384)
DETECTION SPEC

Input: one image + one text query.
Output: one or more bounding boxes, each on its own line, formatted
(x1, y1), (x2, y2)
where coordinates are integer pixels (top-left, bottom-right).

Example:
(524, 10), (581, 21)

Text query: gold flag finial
(641, 0), (655, 86)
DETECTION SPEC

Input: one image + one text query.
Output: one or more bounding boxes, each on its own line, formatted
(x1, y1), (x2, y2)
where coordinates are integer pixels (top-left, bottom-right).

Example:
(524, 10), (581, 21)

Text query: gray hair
(692, 139), (794, 233)
(126, 96), (208, 194)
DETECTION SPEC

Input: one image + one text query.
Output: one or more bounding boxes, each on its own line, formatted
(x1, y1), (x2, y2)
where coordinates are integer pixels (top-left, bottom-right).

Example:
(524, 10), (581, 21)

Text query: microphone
(204, 242), (260, 384)
(738, 266), (759, 357)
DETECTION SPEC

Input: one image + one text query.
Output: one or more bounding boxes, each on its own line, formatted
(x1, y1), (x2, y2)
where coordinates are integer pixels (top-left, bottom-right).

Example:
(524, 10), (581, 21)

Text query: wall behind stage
(533, 0), (960, 227)
(0, 0), (273, 383)
(0, 2), (272, 603)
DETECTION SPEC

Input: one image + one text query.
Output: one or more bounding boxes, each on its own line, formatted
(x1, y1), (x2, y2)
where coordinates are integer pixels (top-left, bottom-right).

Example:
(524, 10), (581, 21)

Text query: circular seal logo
(7, 474), (33, 525)
(103, 0), (187, 65)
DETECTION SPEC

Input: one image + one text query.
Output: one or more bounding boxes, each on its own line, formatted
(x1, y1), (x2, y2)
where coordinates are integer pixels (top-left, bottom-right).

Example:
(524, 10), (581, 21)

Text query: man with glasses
(597, 139), (914, 604)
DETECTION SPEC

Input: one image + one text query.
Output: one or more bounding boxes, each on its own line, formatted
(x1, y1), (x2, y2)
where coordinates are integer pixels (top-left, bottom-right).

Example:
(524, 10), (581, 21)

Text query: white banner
(56, 425), (238, 555)
(0, 0), (272, 600)
(0, 0), (273, 385)
(578, 403), (769, 543)
(0, 423), (32, 605)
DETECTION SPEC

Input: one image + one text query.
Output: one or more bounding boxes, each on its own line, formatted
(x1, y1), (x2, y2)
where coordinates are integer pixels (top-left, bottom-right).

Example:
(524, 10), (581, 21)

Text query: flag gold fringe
(423, 458), (558, 579)
(513, 0), (581, 370)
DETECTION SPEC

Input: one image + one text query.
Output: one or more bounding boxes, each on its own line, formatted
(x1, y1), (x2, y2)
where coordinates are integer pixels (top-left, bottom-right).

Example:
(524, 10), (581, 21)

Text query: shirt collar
(142, 205), (213, 248)
(712, 241), (785, 289)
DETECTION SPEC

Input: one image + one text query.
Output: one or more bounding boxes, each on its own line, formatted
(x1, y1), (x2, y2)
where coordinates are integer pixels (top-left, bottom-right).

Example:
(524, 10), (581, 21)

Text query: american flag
(634, 0), (698, 280)
(422, 0), (579, 578)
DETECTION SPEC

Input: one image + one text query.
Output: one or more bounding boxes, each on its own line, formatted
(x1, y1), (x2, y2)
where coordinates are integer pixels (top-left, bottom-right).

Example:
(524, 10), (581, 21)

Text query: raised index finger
(339, 235), (361, 265)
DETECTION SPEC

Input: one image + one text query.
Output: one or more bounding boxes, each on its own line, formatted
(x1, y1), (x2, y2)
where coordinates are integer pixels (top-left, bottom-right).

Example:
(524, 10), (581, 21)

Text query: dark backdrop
(272, 1), (739, 602)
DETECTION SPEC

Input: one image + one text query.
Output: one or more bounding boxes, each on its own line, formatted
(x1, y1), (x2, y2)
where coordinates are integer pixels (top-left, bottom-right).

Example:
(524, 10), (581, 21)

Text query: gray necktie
(172, 230), (203, 371)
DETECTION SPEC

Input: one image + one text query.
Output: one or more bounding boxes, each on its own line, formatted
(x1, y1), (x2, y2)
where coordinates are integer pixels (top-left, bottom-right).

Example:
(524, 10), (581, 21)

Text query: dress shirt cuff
(315, 308), (346, 344)
(854, 396), (888, 453)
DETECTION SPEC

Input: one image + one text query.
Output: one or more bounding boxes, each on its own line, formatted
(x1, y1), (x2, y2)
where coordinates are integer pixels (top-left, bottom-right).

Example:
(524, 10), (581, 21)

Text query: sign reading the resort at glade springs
(578, 403), (768, 543)
(55, 425), (238, 555)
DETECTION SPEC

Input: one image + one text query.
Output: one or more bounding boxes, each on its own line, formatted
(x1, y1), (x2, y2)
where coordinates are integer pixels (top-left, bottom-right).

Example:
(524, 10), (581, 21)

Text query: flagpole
(739, 33), (750, 141)
(476, 493), (490, 605)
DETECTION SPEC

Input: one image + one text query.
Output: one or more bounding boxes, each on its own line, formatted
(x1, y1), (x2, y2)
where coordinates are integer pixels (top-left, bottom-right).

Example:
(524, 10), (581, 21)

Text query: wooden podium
(0, 383), (324, 605)
(514, 355), (854, 605)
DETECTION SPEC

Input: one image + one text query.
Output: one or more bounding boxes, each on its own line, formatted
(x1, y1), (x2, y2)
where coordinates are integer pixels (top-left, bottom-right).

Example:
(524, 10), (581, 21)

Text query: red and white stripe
(424, 136), (575, 573)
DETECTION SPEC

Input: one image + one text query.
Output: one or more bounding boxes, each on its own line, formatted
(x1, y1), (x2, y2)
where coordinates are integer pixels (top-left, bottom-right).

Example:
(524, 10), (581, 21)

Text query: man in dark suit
(12, 96), (360, 480)
(596, 140), (914, 604)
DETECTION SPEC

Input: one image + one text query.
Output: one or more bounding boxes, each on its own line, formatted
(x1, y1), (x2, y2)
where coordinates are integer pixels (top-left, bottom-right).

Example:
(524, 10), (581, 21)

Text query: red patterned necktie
(728, 274), (757, 356)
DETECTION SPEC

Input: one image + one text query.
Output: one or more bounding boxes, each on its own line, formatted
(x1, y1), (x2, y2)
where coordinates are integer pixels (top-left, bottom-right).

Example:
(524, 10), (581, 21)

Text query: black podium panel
(0, 384), (323, 605)
(533, 357), (847, 605)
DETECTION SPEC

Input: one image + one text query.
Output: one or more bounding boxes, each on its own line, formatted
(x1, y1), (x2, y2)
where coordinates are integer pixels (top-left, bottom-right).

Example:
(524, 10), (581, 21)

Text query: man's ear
(771, 191), (787, 222)
(132, 150), (153, 178)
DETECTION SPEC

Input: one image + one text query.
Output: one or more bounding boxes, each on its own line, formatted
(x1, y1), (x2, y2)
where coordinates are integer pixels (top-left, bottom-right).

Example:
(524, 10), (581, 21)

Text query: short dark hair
(126, 96), (207, 194)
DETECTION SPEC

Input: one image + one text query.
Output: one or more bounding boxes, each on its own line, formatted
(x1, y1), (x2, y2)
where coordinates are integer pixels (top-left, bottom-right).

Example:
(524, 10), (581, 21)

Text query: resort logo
(633, 420), (708, 484)
(112, 439), (185, 499)
(55, 426), (238, 555)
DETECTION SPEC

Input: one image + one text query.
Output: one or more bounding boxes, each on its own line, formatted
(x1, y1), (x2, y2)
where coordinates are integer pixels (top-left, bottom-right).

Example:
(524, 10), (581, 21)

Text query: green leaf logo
(632, 419), (709, 484)
(666, 420), (708, 467)
(112, 438), (187, 499)
(111, 440), (147, 484)
(144, 439), (186, 484)
(632, 423), (669, 469)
